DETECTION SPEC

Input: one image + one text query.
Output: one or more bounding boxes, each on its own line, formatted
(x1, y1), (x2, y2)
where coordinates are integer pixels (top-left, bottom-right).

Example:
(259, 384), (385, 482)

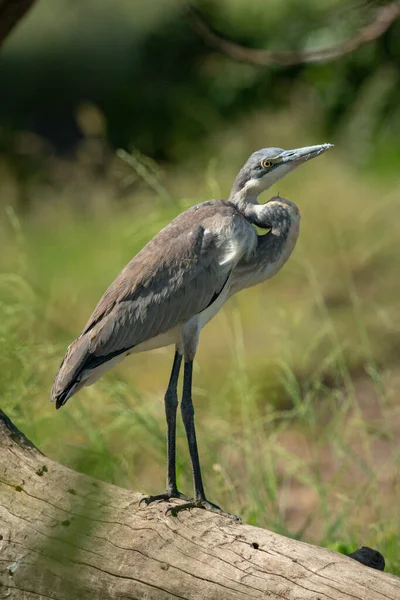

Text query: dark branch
(0, 0), (37, 48)
(188, 2), (400, 67)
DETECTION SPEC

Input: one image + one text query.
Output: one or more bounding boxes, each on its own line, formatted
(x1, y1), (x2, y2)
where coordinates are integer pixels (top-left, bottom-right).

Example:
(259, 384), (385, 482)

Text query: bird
(51, 142), (333, 520)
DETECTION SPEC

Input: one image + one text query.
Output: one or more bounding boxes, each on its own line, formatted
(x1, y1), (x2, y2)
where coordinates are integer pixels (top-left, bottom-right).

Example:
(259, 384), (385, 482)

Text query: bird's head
(229, 144), (333, 207)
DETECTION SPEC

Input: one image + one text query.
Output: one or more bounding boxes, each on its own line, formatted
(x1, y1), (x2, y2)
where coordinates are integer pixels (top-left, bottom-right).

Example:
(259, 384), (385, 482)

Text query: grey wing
(51, 224), (232, 406)
(87, 227), (229, 357)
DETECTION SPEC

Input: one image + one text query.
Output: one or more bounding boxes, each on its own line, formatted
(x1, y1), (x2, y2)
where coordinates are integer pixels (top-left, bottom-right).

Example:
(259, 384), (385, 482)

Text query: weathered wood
(0, 410), (399, 600)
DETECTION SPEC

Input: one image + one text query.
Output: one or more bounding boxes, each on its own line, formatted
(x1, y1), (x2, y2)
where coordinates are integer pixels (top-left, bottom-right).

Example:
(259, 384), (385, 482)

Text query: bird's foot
(167, 498), (241, 522)
(140, 490), (192, 506)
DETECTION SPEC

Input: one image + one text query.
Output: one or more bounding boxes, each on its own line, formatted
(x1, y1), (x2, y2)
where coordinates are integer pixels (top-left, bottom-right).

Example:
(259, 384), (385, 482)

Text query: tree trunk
(0, 410), (399, 600)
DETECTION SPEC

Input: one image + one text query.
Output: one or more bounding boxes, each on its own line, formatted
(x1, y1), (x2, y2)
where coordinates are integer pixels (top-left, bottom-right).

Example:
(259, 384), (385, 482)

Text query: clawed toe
(140, 491), (192, 506)
(167, 498), (241, 521)
(140, 492), (240, 521)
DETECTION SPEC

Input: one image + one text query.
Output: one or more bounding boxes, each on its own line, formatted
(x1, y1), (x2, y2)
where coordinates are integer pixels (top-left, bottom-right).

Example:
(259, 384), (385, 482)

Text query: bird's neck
(232, 196), (297, 239)
(230, 185), (299, 238)
(230, 194), (271, 227)
(229, 181), (264, 214)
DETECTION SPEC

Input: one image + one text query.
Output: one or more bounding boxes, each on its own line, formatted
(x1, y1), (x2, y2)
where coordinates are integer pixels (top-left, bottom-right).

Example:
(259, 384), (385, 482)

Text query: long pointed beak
(279, 143), (334, 163)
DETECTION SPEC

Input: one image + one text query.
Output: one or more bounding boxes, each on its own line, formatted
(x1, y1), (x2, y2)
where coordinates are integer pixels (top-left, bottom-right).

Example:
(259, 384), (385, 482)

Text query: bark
(0, 410), (399, 600)
(0, 0), (36, 48)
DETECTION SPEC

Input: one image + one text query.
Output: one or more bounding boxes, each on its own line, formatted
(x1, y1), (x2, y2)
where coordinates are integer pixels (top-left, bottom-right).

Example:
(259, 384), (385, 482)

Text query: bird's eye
(261, 159), (272, 169)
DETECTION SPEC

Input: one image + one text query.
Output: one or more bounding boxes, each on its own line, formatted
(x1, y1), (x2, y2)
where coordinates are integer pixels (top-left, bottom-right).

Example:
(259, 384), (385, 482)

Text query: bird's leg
(141, 350), (191, 505)
(167, 360), (241, 521)
(180, 360), (205, 499)
(164, 350), (183, 496)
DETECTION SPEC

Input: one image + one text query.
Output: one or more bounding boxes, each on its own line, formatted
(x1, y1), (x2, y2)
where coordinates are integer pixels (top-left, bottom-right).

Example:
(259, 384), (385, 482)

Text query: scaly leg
(141, 350), (191, 505)
(167, 360), (241, 521)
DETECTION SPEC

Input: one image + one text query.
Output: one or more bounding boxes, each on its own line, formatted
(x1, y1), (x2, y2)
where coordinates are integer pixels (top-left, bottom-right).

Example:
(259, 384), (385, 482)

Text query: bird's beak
(278, 143), (334, 164)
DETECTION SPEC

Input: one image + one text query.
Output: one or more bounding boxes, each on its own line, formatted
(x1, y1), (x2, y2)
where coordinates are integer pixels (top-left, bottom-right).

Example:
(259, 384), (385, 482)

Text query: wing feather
(51, 201), (255, 406)
(87, 227), (227, 358)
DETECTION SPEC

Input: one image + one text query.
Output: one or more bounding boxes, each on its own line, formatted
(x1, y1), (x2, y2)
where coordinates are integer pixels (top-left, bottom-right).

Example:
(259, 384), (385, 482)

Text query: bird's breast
(278, 218), (300, 266)
(229, 215), (300, 295)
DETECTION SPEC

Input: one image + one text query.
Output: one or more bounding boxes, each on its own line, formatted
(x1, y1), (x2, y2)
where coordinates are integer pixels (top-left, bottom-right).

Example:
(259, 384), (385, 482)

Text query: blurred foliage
(1, 110), (400, 574)
(0, 0), (400, 166)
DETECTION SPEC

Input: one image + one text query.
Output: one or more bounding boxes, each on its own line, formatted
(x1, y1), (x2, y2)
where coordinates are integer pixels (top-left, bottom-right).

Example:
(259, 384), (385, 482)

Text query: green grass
(1, 111), (400, 576)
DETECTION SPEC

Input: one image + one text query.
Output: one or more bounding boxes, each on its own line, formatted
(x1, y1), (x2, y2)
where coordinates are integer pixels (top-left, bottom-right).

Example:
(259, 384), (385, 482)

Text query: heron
(51, 142), (333, 520)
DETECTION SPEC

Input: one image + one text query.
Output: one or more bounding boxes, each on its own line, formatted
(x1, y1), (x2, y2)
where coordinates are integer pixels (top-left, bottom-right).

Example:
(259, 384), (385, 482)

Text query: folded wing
(51, 203), (250, 407)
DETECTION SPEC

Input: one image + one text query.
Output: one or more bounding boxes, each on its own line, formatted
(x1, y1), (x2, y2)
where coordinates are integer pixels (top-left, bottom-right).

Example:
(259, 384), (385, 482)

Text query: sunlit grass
(1, 111), (400, 575)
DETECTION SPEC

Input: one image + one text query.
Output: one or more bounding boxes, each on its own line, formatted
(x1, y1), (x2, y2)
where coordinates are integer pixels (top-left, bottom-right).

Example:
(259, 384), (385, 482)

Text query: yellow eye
(261, 159), (272, 169)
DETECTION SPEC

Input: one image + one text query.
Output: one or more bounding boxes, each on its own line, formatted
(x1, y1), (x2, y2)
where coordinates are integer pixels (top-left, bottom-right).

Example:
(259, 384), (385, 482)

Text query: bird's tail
(51, 335), (90, 409)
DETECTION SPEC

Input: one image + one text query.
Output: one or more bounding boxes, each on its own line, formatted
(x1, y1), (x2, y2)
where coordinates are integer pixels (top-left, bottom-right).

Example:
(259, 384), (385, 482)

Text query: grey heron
(51, 143), (333, 520)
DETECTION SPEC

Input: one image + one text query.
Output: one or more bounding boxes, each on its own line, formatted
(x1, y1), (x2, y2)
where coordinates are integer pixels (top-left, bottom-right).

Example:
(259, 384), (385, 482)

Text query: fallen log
(0, 410), (399, 600)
